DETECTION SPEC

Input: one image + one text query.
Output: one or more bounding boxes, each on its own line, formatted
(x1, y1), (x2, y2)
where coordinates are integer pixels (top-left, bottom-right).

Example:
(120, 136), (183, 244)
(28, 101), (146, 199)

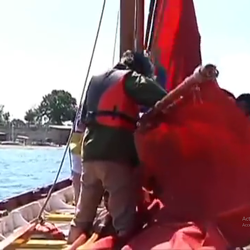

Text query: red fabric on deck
(152, 0), (201, 91)
(122, 223), (206, 250)
(88, 221), (228, 249)
(123, 223), (229, 250)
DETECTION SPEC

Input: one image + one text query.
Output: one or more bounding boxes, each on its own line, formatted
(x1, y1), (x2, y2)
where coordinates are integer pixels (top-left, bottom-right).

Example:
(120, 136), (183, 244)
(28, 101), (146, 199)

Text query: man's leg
(71, 154), (83, 204)
(97, 161), (137, 237)
(68, 161), (104, 243)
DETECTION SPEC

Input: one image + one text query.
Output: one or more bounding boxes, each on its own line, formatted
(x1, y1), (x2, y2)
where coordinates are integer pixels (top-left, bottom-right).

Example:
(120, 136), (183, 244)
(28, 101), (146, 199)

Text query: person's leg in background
(71, 153), (83, 204)
(72, 170), (81, 205)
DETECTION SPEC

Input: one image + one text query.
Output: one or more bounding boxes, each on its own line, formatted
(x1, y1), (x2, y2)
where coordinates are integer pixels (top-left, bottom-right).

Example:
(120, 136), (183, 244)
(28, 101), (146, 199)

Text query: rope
(147, 0), (159, 53)
(112, 10), (119, 66)
(36, 0), (107, 221)
(144, 0), (156, 49)
(68, 147), (73, 172)
(148, 0), (165, 55)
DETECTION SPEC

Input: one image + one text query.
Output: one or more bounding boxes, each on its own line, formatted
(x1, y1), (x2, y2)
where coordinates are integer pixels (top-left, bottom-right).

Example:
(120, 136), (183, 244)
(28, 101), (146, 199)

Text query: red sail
(130, 0), (250, 248)
(136, 0), (250, 242)
(151, 0), (201, 90)
(134, 77), (250, 248)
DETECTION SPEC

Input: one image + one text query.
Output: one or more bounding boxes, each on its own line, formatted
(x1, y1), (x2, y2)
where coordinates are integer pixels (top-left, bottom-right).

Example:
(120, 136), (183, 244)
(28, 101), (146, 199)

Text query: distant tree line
(1, 89), (77, 127)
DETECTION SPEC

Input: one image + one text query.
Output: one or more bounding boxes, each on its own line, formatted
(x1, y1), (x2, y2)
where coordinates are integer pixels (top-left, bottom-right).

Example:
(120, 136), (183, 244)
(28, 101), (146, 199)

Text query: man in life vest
(69, 109), (85, 204)
(68, 50), (167, 244)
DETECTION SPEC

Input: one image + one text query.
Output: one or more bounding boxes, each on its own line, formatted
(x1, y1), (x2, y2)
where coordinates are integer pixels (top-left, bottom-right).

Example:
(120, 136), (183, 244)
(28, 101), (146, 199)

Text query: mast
(119, 0), (144, 57)
(135, 0), (144, 52)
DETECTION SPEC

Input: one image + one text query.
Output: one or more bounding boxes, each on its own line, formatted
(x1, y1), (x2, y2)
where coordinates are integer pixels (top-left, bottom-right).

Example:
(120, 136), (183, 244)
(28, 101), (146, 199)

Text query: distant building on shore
(16, 135), (29, 145)
(0, 132), (7, 142)
(0, 123), (72, 145)
(48, 125), (71, 145)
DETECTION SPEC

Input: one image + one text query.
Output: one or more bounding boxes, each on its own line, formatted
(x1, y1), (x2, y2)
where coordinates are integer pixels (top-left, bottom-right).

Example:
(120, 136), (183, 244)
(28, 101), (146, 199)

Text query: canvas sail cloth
(136, 0), (250, 219)
(151, 0), (201, 91)
(88, 0), (250, 248)
(131, 0), (250, 248)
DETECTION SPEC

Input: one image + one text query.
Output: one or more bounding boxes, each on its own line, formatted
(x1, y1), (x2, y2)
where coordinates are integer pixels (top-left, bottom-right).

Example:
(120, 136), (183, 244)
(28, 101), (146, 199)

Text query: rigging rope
(146, 0), (158, 53)
(68, 147), (73, 172)
(36, 0), (107, 222)
(144, 0), (156, 50)
(112, 10), (119, 66)
(134, 0), (138, 51)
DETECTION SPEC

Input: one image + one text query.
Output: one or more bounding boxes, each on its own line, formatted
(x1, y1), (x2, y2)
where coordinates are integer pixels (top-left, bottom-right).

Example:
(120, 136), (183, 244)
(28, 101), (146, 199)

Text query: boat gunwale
(0, 179), (72, 212)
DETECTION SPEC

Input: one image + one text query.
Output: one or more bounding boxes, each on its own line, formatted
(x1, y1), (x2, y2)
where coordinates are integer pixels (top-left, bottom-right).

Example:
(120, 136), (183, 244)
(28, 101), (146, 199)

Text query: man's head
(236, 93), (250, 116)
(120, 50), (154, 78)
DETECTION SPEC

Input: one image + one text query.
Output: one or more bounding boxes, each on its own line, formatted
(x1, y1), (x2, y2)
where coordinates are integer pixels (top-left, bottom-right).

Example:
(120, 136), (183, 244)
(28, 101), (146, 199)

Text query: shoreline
(0, 144), (64, 149)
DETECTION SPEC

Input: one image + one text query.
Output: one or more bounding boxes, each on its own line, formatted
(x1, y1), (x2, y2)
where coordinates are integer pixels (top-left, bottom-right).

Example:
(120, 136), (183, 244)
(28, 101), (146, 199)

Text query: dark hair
(120, 50), (154, 77)
(236, 93), (250, 103)
(236, 93), (250, 112)
(221, 88), (235, 99)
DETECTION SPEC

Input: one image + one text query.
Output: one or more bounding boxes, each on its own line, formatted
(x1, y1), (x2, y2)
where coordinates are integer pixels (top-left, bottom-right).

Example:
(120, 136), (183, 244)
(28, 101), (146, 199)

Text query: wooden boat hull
(0, 183), (109, 249)
(0, 179), (72, 212)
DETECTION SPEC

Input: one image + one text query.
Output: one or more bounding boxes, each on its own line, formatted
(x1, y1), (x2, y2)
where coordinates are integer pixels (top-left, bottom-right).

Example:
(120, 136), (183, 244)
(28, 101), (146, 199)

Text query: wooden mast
(119, 0), (144, 58)
(135, 0), (144, 53)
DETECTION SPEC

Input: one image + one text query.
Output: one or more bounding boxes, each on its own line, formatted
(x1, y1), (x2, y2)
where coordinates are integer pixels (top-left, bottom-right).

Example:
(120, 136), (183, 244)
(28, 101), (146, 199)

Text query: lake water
(0, 147), (71, 200)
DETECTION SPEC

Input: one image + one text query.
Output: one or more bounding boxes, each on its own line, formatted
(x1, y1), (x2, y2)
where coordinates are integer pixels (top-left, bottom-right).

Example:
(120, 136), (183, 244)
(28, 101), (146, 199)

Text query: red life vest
(85, 69), (140, 131)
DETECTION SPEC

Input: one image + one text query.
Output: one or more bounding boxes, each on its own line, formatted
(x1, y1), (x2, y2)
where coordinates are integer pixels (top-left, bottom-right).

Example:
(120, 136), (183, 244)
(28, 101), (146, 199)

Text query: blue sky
(0, 0), (249, 119)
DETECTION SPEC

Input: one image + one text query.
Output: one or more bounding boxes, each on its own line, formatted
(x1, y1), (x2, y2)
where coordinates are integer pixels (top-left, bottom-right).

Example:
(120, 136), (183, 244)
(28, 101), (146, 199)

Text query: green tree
(3, 112), (10, 124)
(11, 118), (25, 127)
(24, 108), (38, 124)
(37, 90), (77, 125)
(0, 105), (10, 125)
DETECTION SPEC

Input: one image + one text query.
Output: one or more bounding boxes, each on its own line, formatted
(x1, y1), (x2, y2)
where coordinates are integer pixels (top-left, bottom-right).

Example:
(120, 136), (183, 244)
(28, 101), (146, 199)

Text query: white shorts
(71, 154), (83, 174)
